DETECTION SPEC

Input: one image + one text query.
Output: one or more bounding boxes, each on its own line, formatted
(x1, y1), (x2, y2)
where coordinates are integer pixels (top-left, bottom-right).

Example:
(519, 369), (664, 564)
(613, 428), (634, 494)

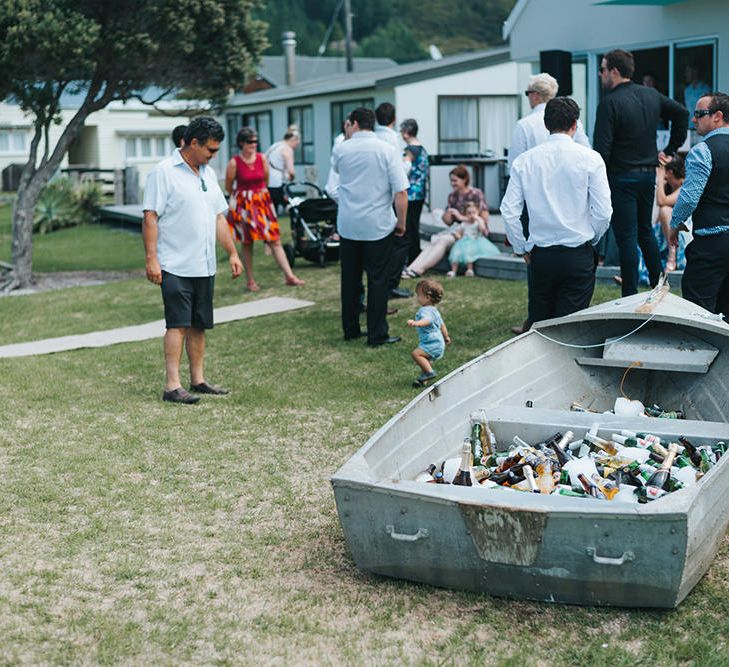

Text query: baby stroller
(283, 182), (339, 268)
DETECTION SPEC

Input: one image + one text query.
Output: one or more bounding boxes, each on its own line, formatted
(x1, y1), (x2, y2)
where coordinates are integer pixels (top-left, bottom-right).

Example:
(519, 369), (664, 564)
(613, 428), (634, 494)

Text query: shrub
(76, 180), (104, 223)
(32, 177), (103, 234)
(33, 178), (79, 234)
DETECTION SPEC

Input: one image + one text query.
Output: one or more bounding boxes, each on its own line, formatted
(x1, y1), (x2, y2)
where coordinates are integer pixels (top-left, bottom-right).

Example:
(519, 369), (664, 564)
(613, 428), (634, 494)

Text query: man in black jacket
(594, 49), (689, 296)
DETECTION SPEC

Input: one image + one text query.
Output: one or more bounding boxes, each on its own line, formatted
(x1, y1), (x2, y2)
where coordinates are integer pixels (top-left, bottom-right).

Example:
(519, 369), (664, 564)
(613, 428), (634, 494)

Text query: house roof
(503, 0), (690, 39)
(227, 47), (511, 108)
(255, 55), (397, 87)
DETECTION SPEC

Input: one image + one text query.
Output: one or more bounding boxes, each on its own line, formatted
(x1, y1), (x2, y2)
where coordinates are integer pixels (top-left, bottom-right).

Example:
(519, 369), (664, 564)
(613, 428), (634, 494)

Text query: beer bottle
(452, 441), (474, 487)
(470, 417), (484, 465)
(646, 442), (680, 490)
(535, 459), (556, 494)
(477, 410), (496, 458)
(577, 472), (605, 499)
(678, 436), (703, 468)
(522, 464), (539, 493)
(556, 485), (587, 497)
(548, 430), (574, 466)
(584, 432), (619, 457)
(590, 473), (619, 500)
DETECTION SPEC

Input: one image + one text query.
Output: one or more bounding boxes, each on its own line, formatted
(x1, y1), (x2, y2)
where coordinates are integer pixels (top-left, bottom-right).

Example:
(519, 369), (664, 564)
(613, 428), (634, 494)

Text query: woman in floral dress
(225, 127), (304, 291)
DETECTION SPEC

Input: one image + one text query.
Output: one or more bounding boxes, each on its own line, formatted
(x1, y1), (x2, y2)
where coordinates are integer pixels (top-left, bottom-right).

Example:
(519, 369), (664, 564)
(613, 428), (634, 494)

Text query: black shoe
(386, 307), (399, 316)
(190, 381), (229, 395)
(389, 288), (413, 299)
(368, 336), (401, 347)
(344, 330), (367, 341)
(163, 387), (200, 404)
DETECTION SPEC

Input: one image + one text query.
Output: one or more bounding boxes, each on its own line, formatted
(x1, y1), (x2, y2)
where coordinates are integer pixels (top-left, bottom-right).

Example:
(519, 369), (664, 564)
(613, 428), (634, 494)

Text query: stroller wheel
(283, 242), (295, 268)
(318, 244), (327, 268)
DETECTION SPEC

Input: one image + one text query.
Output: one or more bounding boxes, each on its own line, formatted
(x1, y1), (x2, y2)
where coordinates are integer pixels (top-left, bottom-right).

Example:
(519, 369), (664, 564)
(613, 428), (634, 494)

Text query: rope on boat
(532, 312), (658, 349)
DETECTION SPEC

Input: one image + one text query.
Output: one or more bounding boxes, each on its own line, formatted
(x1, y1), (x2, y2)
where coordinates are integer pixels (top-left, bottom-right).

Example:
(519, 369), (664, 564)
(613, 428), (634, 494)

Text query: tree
(0, 0), (267, 290)
(357, 21), (427, 64)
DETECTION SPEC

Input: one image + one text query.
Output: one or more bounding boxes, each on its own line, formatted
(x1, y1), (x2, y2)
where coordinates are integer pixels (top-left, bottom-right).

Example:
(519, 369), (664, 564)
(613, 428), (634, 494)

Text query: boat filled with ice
(331, 284), (729, 607)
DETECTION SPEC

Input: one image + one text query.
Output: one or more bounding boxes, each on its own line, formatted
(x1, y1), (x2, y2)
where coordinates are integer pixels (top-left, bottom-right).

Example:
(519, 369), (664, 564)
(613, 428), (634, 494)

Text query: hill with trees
(258, 0), (516, 63)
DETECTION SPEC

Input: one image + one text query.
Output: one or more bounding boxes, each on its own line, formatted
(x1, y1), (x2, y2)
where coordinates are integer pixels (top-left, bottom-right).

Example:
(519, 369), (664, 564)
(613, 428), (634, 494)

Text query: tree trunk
(10, 178), (45, 289)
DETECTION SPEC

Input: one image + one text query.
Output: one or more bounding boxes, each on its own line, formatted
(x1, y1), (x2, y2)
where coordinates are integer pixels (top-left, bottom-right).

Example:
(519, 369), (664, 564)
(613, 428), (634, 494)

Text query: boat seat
(575, 329), (718, 374)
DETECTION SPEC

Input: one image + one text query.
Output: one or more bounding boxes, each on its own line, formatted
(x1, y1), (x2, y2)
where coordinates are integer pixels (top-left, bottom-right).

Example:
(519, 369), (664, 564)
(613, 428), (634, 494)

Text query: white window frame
(123, 134), (171, 162)
(0, 128), (29, 155)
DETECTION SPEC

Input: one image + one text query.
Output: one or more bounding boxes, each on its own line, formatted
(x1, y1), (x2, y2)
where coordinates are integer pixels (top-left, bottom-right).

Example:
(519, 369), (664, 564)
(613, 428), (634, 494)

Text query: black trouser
(340, 235), (393, 344)
(269, 186), (285, 213)
(609, 170), (662, 297)
(386, 199), (423, 290)
(528, 243), (597, 324)
(406, 199), (425, 264)
(682, 233), (729, 320)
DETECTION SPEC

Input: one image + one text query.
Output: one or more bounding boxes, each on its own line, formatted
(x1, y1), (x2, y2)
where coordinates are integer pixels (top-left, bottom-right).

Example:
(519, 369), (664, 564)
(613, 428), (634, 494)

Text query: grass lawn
(0, 200), (144, 272)
(0, 224), (727, 664)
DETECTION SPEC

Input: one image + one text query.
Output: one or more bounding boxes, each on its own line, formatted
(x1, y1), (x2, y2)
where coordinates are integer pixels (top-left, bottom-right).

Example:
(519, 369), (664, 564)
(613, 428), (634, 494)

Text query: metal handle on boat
(386, 525), (429, 542)
(586, 547), (635, 566)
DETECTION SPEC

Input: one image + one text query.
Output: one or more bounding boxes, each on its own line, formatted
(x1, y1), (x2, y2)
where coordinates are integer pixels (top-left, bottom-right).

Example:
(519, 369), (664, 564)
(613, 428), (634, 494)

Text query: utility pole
(343, 0), (353, 72)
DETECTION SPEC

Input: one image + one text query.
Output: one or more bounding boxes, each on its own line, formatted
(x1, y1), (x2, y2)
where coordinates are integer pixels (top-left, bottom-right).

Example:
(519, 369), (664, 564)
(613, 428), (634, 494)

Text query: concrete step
(418, 211), (683, 289)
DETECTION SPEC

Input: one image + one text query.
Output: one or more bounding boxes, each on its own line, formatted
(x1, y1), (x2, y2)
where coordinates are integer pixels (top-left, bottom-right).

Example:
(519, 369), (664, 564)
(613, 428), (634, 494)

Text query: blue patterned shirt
(671, 127), (729, 235)
(405, 145), (428, 202)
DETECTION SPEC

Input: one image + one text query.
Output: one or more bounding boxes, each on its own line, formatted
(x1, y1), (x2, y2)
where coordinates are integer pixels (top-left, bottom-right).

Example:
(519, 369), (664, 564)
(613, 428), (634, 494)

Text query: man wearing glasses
(669, 93), (729, 320)
(594, 49), (688, 297)
(143, 117), (243, 404)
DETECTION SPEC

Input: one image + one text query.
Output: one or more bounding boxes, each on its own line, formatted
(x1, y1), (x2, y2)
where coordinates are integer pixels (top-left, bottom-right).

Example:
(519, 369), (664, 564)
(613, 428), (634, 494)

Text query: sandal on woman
(285, 275), (305, 286)
(247, 280), (261, 292)
(465, 269), (475, 277)
(446, 270), (456, 278)
(401, 268), (420, 279)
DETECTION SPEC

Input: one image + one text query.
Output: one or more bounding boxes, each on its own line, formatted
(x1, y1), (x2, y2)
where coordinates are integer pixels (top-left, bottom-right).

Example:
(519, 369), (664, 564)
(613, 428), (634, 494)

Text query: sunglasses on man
(693, 109), (714, 119)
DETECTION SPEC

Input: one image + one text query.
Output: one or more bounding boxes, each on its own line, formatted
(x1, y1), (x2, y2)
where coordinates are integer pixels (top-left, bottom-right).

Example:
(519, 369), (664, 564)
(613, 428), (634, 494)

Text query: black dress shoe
(389, 287), (413, 299)
(190, 381), (229, 395)
(368, 336), (401, 347)
(163, 387), (200, 404)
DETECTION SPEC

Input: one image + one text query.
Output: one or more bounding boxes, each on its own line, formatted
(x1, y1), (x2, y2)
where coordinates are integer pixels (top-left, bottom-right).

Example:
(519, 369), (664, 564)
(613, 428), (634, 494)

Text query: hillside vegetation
(258, 0), (516, 63)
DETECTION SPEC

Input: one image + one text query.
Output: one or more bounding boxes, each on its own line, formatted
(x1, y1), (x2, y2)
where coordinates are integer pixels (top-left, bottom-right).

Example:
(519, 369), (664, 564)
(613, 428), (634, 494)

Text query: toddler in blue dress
(407, 279), (451, 387)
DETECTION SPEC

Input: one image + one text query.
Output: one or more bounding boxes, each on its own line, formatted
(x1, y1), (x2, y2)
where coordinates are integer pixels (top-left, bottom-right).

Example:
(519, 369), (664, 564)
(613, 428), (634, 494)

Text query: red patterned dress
(227, 153), (280, 243)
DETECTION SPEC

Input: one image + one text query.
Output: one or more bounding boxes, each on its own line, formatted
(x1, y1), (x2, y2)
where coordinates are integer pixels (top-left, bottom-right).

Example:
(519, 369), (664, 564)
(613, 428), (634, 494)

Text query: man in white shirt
(508, 73), (591, 334)
(501, 98), (612, 326)
(374, 102), (401, 150)
(509, 73), (590, 169)
(332, 107), (409, 345)
(143, 117), (243, 404)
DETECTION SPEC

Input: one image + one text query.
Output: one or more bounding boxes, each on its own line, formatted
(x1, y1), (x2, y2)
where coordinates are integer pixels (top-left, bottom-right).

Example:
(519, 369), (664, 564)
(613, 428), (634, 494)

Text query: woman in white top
(266, 129), (300, 211)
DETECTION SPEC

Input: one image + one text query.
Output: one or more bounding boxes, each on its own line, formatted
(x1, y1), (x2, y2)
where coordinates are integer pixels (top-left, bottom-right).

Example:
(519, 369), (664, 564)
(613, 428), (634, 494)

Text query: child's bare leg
(411, 348), (433, 374)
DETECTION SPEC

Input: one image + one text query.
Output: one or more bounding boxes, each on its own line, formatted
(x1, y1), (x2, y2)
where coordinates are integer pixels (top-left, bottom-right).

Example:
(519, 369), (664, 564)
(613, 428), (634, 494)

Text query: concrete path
(0, 297), (314, 359)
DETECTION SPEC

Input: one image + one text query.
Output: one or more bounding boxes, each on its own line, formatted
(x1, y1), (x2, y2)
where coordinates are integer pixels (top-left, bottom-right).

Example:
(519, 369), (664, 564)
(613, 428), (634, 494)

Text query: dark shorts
(160, 271), (215, 330)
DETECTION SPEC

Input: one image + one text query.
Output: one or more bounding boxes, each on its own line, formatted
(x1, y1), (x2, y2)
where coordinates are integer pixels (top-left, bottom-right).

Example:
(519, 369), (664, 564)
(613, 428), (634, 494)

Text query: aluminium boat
(331, 286), (729, 607)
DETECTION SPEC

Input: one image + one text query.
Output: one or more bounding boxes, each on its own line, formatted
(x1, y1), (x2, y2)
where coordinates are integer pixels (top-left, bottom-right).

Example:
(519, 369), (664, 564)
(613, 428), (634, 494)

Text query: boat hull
(332, 293), (729, 607)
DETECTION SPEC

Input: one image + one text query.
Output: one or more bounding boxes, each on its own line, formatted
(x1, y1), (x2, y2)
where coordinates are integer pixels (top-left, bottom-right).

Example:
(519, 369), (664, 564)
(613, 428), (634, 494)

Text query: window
(288, 105), (314, 164)
(124, 135), (171, 161)
(438, 96), (518, 156)
(243, 111), (273, 152)
(0, 129), (28, 154)
(438, 98), (479, 154)
(330, 98), (374, 144)
(674, 42), (715, 114)
(227, 111), (274, 156)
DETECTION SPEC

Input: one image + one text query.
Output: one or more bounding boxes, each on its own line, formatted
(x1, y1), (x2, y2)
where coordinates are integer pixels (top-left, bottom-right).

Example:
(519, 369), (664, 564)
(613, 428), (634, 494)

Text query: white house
(0, 92), (201, 192)
(504, 0), (728, 137)
(223, 48), (532, 209)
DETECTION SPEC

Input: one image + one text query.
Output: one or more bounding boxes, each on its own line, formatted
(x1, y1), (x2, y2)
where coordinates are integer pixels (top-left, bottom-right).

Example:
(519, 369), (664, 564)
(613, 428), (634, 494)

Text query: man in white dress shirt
(501, 98), (612, 326)
(508, 73), (590, 169)
(143, 117), (243, 404)
(331, 107), (409, 346)
(508, 73), (591, 334)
